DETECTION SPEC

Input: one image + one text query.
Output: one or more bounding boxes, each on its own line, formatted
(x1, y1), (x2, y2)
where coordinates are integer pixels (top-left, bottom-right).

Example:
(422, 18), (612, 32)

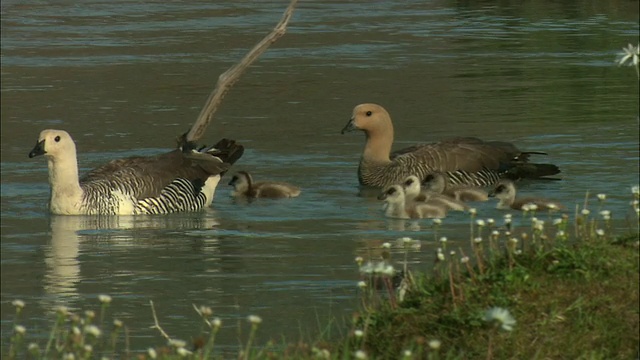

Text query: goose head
(29, 129), (76, 160)
(341, 103), (394, 137)
(421, 172), (447, 193)
(489, 180), (517, 202)
(402, 175), (422, 198)
(228, 171), (253, 193)
(377, 184), (404, 203)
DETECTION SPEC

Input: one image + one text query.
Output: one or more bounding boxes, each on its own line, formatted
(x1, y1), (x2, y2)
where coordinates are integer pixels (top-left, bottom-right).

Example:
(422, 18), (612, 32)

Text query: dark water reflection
(1, 0), (638, 352)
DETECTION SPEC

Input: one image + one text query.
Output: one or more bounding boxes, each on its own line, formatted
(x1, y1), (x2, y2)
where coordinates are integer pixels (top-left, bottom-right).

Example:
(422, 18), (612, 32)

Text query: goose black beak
(228, 176), (238, 186)
(28, 140), (46, 158)
(487, 190), (496, 198)
(377, 193), (387, 201)
(341, 118), (358, 134)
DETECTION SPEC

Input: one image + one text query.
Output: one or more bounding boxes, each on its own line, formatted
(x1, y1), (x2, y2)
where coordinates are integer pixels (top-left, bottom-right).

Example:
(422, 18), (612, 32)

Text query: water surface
(1, 0), (638, 353)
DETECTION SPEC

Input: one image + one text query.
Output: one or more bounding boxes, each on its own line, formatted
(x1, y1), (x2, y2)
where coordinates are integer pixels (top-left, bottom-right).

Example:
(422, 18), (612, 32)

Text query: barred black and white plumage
(29, 129), (244, 215)
(342, 103), (561, 188)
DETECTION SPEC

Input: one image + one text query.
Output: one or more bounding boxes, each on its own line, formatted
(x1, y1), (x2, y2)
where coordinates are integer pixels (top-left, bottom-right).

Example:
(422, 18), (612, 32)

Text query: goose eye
(388, 188), (396, 195)
(54, 136), (61, 142)
(423, 175), (433, 182)
(496, 185), (505, 192)
(404, 179), (413, 186)
(365, 111), (372, 116)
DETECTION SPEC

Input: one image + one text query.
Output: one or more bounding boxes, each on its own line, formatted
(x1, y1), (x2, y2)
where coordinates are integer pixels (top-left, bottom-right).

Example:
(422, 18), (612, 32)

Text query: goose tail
(501, 162), (561, 181)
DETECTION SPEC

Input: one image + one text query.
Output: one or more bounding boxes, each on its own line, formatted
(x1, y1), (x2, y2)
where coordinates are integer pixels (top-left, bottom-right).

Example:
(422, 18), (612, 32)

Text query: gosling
(489, 180), (563, 211)
(378, 185), (447, 219)
(228, 171), (301, 199)
(402, 175), (468, 211)
(421, 172), (489, 202)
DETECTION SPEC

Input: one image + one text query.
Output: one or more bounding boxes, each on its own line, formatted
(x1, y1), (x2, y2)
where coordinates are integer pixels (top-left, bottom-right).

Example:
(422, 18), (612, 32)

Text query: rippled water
(1, 0), (638, 353)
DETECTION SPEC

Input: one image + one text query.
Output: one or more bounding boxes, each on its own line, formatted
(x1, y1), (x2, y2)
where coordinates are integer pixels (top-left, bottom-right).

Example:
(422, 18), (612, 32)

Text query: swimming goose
(228, 171), (301, 199)
(421, 172), (489, 202)
(402, 175), (468, 211)
(341, 103), (560, 188)
(378, 185), (447, 219)
(29, 129), (244, 215)
(489, 180), (564, 211)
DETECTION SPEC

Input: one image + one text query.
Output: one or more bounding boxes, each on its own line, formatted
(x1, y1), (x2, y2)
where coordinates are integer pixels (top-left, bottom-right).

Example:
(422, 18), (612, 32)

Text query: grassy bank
(4, 192), (640, 359)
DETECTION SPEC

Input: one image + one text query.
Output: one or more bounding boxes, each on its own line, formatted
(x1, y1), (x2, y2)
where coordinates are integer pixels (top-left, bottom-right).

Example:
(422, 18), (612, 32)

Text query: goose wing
(80, 149), (225, 200)
(390, 137), (518, 173)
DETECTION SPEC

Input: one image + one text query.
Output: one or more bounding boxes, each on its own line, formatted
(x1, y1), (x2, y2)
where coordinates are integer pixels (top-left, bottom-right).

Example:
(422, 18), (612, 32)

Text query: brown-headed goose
(228, 171), (301, 199)
(341, 103), (560, 188)
(422, 172), (489, 202)
(489, 180), (564, 211)
(402, 175), (468, 211)
(377, 185), (447, 219)
(28, 129), (243, 215)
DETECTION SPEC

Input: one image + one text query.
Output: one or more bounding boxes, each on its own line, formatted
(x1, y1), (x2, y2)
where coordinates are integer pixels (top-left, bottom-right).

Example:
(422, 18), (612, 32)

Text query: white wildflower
(98, 294), (112, 304)
(553, 218), (563, 226)
(113, 319), (123, 327)
(212, 317), (222, 328)
(357, 281), (367, 289)
(199, 306), (212, 317)
(632, 185), (639, 195)
(504, 214), (512, 220)
(355, 256), (363, 266)
(354, 350), (368, 359)
(147, 348), (157, 359)
(354, 329), (364, 338)
(176, 347), (192, 356)
(521, 204), (531, 212)
(476, 219), (485, 227)
(469, 208), (477, 215)
(381, 264), (395, 276)
(556, 230), (565, 237)
(432, 218), (442, 225)
(64, 353), (75, 360)
(617, 43), (639, 67)
(359, 261), (375, 274)
(437, 250), (445, 262)
(460, 256), (470, 264)
(509, 237), (518, 245)
(168, 339), (187, 348)
(84, 325), (101, 337)
(402, 349), (413, 358)
(28, 343), (39, 352)
(491, 230), (500, 237)
(581, 208), (590, 216)
(381, 242), (391, 249)
(487, 218), (495, 225)
(528, 204), (538, 211)
(247, 315), (262, 325)
(484, 307), (516, 331)
(83, 345), (93, 353)
(474, 237), (483, 244)
(14, 325), (26, 335)
(439, 236), (447, 243)
(11, 300), (25, 309)
(599, 210), (611, 218)
(596, 194), (606, 201)
(428, 339), (442, 350)
(596, 229), (605, 236)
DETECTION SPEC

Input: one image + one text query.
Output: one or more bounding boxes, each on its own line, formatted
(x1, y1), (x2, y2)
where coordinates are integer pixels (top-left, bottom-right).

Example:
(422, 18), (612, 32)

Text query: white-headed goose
(341, 103), (560, 188)
(228, 171), (301, 199)
(421, 172), (489, 202)
(489, 180), (564, 211)
(402, 175), (468, 211)
(28, 129), (244, 215)
(378, 185), (447, 219)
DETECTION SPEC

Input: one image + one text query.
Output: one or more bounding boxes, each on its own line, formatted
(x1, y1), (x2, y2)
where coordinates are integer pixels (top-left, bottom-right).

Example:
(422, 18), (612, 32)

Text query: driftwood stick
(185, 0), (298, 143)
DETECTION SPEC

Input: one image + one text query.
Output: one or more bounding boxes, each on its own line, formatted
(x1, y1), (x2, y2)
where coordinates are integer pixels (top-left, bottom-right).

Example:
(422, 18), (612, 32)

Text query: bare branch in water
(184, 0), (299, 143)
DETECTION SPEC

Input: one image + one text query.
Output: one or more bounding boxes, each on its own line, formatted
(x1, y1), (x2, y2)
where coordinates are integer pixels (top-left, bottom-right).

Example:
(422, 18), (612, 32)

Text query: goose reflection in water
(43, 212), (222, 309)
